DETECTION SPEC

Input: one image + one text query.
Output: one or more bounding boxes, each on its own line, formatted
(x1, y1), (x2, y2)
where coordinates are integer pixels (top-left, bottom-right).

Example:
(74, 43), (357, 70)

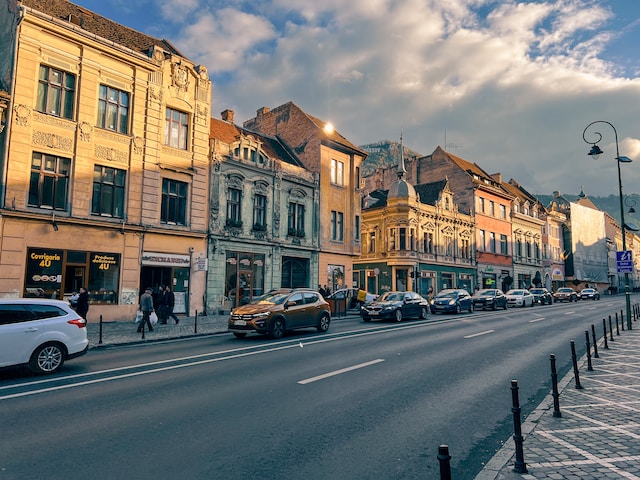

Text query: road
(0, 296), (628, 479)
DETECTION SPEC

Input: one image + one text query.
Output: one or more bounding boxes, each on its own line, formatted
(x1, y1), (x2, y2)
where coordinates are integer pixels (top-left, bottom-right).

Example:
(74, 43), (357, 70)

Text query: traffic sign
(617, 250), (634, 273)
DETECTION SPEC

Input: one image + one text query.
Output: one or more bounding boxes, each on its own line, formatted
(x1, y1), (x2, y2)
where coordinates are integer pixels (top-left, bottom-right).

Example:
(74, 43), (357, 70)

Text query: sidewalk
(476, 326), (640, 479)
(86, 310), (362, 348)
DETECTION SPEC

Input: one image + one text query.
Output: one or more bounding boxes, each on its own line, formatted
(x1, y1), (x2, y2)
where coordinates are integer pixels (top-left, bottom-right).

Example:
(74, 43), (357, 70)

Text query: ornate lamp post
(583, 121), (635, 329)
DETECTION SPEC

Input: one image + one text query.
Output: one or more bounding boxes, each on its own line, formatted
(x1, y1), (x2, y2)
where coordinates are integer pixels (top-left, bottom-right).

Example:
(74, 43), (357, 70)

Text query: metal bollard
(585, 331), (593, 371)
(615, 312), (620, 336)
(437, 445), (452, 480)
(550, 354), (561, 418)
(602, 319), (608, 349)
(511, 380), (528, 473)
(194, 309), (198, 334)
(621, 310), (625, 331)
(99, 314), (103, 345)
(609, 315), (615, 341)
(571, 341), (583, 389)
(591, 324), (599, 358)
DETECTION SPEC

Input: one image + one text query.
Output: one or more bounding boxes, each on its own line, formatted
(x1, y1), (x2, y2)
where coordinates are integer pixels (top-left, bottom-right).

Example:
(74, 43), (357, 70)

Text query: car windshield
(379, 292), (405, 301)
(530, 289), (545, 294)
(507, 290), (524, 296)
(558, 288), (573, 293)
(436, 290), (459, 298)
(582, 289), (595, 293)
(254, 292), (290, 305)
(475, 289), (496, 296)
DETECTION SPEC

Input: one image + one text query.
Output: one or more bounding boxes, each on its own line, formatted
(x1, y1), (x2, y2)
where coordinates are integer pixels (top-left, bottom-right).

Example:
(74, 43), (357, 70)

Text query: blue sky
(70, 0), (640, 198)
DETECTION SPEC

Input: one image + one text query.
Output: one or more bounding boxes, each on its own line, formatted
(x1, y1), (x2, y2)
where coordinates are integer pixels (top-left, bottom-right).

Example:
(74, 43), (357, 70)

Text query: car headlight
(448, 299), (456, 305)
(251, 312), (269, 319)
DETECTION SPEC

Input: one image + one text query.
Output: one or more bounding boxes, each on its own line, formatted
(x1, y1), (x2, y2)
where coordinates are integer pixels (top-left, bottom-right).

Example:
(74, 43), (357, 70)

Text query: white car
(505, 289), (534, 308)
(0, 299), (89, 374)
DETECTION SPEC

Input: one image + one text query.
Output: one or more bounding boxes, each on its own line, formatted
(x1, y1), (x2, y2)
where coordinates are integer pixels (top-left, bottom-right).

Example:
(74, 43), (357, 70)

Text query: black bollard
(550, 354), (561, 418)
(615, 312), (620, 336)
(585, 330), (593, 371)
(437, 445), (452, 480)
(140, 315), (146, 339)
(591, 324), (599, 358)
(511, 380), (528, 473)
(602, 319), (608, 349)
(621, 310), (625, 331)
(99, 314), (103, 345)
(571, 340), (583, 389)
(609, 315), (615, 341)
(194, 309), (198, 334)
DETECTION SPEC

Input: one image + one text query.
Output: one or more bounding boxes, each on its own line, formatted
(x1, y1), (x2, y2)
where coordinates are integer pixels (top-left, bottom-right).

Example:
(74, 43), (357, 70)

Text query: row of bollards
(434, 302), (640, 478)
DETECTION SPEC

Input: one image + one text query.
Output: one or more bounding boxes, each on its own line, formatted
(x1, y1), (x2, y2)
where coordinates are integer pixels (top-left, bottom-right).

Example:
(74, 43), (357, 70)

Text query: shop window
(37, 65), (75, 119)
(97, 85), (129, 134)
(28, 152), (70, 210)
(92, 165), (126, 218)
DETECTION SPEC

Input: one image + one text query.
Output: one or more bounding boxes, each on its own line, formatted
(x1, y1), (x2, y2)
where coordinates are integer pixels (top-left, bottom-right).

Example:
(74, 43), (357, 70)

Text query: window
(355, 215), (360, 242)
(92, 166), (125, 218)
(479, 230), (485, 251)
(355, 167), (361, 190)
(369, 231), (376, 253)
(37, 66), (75, 119)
(161, 178), (188, 225)
(526, 240), (532, 258)
(489, 201), (495, 216)
(331, 159), (344, 186)
(331, 211), (344, 241)
(288, 202), (305, 237)
(423, 232), (433, 254)
(28, 152), (70, 210)
(444, 235), (454, 256)
(253, 194), (266, 229)
(227, 188), (242, 226)
(489, 232), (496, 253)
(500, 204), (506, 219)
(97, 85), (129, 134)
(479, 198), (485, 213)
(500, 234), (508, 255)
(165, 108), (188, 150)
(460, 238), (470, 259)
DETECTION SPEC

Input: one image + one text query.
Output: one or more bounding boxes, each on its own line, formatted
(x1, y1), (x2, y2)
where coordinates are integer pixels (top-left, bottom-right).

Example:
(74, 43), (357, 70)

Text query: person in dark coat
(137, 287), (154, 332)
(164, 285), (180, 324)
(75, 287), (89, 321)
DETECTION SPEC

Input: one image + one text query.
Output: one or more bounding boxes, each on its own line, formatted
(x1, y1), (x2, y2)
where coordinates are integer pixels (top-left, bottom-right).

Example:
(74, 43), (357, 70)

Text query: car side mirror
(286, 300), (297, 308)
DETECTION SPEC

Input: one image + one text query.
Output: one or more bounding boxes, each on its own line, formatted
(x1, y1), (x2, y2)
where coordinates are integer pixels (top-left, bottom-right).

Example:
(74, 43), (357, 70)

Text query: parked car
(505, 289), (534, 308)
(228, 288), (331, 339)
(553, 287), (578, 303)
(326, 288), (377, 308)
(472, 289), (507, 310)
(360, 291), (429, 322)
(579, 288), (601, 300)
(430, 289), (474, 314)
(530, 287), (553, 305)
(0, 298), (89, 374)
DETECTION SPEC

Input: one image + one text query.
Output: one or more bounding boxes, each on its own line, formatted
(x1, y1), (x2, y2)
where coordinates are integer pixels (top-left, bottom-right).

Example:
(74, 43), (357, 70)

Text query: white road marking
(298, 359), (385, 384)
(464, 330), (494, 339)
(529, 317), (546, 323)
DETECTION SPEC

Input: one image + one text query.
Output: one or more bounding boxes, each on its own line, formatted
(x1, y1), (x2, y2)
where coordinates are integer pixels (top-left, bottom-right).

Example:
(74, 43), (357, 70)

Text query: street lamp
(583, 120), (635, 329)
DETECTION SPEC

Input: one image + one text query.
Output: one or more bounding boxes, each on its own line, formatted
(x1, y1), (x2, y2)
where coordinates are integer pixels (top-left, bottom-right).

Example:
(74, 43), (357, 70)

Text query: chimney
(221, 109), (234, 123)
(256, 107), (270, 117)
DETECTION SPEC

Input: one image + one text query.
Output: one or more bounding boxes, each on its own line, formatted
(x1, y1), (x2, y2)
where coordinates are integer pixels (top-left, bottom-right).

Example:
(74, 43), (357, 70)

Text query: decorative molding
(32, 111), (75, 130)
(95, 129), (131, 144)
(160, 145), (192, 159)
(171, 63), (190, 93)
(78, 122), (93, 142)
(32, 131), (73, 151)
(132, 136), (145, 155)
(95, 145), (128, 164)
(14, 104), (31, 127)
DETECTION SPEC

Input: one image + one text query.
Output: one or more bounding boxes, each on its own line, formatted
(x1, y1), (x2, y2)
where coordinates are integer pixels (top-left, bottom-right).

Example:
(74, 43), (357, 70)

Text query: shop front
(140, 252), (191, 314)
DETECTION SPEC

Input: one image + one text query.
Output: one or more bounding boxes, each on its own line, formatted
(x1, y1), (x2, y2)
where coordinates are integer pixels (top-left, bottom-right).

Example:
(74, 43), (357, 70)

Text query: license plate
(370, 311), (379, 315)
(234, 320), (246, 326)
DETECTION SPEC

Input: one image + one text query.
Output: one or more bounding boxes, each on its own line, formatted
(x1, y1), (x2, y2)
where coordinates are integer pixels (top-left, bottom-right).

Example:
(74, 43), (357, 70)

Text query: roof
(20, 0), (184, 58)
(210, 116), (305, 168)
(414, 180), (448, 206)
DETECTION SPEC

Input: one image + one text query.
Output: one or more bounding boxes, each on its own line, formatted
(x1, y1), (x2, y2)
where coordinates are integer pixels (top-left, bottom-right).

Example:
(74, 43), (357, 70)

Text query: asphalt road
(0, 296), (627, 480)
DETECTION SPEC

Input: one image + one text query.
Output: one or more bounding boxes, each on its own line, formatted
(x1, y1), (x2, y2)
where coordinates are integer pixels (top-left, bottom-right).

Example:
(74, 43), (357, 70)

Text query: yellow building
(0, 1), (211, 321)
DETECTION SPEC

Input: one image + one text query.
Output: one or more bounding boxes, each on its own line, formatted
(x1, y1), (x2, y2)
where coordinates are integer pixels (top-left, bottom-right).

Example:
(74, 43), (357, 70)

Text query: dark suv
(228, 289), (331, 339)
(553, 287), (578, 303)
(530, 288), (553, 305)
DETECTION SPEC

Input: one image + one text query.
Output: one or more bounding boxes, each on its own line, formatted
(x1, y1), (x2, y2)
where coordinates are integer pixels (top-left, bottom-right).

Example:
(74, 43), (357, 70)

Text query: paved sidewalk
(86, 310), (362, 347)
(476, 327), (640, 479)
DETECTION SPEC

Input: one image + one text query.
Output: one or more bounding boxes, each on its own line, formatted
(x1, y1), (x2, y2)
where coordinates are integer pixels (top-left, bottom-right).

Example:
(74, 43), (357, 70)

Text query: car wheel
(395, 309), (403, 322)
(269, 318), (286, 339)
(232, 332), (247, 339)
(468, 303), (474, 313)
(419, 307), (428, 319)
(29, 342), (66, 374)
(530, 300), (534, 307)
(317, 313), (330, 333)
(492, 302), (497, 311)
(503, 302), (508, 310)
(455, 304), (461, 314)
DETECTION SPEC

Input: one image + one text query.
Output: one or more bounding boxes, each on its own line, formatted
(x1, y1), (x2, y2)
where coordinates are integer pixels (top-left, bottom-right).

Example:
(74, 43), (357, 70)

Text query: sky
(70, 0), (640, 198)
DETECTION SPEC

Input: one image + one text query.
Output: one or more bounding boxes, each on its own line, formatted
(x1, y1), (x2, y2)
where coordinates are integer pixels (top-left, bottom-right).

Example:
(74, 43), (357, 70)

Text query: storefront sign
(141, 252), (190, 267)
(25, 248), (63, 297)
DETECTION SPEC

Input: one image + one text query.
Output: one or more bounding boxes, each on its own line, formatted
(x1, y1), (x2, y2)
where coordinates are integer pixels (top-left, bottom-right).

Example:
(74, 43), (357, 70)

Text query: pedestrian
(164, 285), (180, 324)
(324, 285), (331, 296)
(158, 286), (169, 324)
(137, 287), (154, 332)
(69, 291), (79, 309)
(318, 284), (327, 297)
(75, 287), (89, 321)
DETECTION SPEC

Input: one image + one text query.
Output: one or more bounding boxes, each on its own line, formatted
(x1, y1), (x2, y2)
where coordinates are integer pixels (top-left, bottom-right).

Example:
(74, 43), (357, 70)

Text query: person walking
(164, 285), (180, 324)
(157, 286), (169, 324)
(137, 287), (154, 332)
(75, 287), (89, 321)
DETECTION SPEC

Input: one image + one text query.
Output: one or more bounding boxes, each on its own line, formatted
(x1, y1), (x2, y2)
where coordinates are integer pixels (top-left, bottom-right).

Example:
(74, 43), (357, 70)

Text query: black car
(472, 289), (507, 310)
(360, 291), (429, 322)
(530, 287), (553, 305)
(430, 289), (474, 314)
